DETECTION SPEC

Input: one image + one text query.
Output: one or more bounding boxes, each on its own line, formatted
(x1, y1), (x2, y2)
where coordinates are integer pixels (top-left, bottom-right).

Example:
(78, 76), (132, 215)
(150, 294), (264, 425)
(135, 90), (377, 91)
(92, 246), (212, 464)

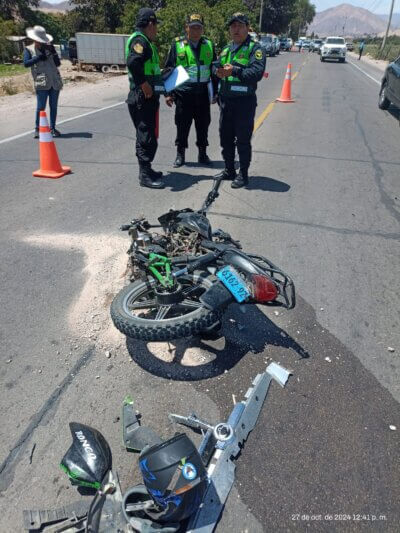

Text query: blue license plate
(216, 266), (250, 303)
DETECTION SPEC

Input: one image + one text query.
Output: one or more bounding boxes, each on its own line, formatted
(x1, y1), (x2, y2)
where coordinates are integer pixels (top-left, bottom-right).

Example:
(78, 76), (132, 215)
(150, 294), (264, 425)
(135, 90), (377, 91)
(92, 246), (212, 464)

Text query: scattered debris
(324, 357), (332, 363)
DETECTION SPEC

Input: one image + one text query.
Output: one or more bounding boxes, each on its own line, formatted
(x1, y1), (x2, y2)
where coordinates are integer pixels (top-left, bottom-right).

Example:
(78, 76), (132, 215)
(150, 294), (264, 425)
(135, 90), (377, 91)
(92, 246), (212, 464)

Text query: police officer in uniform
(164, 14), (217, 168)
(126, 8), (164, 189)
(214, 13), (266, 188)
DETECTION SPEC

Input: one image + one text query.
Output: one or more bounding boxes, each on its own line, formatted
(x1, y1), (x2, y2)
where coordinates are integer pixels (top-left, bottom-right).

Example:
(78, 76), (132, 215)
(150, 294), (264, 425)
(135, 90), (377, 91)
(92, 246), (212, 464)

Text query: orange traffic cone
(276, 63), (295, 103)
(33, 111), (71, 179)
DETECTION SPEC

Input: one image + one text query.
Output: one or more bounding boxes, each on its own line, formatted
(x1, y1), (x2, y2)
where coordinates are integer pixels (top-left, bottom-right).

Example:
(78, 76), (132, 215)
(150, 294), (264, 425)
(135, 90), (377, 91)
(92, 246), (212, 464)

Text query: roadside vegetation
(1, 0), (315, 60)
(0, 64), (25, 77)
(354, 36), (400, 63)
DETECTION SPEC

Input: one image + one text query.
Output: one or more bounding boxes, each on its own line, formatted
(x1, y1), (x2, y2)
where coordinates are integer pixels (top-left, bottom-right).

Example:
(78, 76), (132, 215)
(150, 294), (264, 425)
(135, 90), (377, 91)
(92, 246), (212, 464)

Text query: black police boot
(148, 168), (163, 180)
(173, 147), (185, 168)
(198, 147), (212, 166)
(139, 166), (165, 189)
(231, 169), (249, 189)
(214, 167), (236, 180)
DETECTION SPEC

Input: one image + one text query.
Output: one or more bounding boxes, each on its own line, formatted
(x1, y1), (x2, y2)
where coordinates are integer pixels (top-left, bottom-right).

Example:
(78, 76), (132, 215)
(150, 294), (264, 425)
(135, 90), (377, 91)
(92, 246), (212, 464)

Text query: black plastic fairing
(60, 422), (112, 488)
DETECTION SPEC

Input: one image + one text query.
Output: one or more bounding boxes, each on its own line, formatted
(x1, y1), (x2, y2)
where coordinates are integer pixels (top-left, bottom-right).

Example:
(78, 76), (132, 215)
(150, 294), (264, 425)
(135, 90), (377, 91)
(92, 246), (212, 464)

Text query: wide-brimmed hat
(26, 25), (53, 44)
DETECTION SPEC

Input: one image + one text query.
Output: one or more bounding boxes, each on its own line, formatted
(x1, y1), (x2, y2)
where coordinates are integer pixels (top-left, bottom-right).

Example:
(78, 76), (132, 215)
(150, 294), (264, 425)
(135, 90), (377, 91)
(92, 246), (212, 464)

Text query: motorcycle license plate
(217, 266), (250, 303)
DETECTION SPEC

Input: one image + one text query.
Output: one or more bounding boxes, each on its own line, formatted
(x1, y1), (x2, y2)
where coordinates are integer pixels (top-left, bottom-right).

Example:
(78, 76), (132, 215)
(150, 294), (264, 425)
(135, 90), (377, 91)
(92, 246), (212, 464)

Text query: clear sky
(44, 0), (397, 15)
(313, 0), (395, 14)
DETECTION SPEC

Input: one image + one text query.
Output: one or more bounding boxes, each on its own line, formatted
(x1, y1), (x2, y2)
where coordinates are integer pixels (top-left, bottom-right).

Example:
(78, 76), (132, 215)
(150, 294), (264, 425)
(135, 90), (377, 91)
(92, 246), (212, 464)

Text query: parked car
(346, 41), (354, 51)
(302, 40), (311, 49)
(379, 55), (400, 111)
(320, 36), (347, 62)
(311, 39), (323, 53)
(273, 37), (280, 55)
(259, 35), (274, 56)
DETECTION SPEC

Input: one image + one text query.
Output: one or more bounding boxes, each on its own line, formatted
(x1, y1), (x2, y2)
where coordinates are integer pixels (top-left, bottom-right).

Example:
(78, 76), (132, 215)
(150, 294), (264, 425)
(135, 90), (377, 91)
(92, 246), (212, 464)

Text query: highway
(0, 50), (399, 531)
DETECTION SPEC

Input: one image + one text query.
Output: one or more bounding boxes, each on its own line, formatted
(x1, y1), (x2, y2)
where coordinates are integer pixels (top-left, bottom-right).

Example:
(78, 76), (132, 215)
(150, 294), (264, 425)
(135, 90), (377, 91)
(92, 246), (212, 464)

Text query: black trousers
(127, 95), (159, 168)
(174, 91), (211, 149)
(219, 95), (257, 172)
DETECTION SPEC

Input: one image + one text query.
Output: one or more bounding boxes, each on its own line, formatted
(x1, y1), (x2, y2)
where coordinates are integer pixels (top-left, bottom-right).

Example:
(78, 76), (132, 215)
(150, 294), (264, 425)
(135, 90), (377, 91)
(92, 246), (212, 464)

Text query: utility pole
(259, 0), (264, 33)
(381, 0), (396, 50)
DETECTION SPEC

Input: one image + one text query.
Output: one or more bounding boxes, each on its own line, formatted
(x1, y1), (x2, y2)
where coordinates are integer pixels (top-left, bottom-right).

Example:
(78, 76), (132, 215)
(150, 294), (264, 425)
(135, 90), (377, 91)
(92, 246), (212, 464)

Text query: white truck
(75, 32), (131, 72)
(320, 36), (347, 63)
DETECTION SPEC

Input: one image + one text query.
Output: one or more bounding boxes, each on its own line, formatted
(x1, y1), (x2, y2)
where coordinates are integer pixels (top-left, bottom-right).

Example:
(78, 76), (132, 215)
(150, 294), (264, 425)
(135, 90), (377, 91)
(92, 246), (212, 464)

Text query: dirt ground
(0, 59), (123, 97)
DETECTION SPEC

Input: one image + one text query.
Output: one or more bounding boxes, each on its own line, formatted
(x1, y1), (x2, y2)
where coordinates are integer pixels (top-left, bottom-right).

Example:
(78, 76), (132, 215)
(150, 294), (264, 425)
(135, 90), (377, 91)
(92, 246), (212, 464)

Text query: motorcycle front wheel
(110, 273), (221, 341)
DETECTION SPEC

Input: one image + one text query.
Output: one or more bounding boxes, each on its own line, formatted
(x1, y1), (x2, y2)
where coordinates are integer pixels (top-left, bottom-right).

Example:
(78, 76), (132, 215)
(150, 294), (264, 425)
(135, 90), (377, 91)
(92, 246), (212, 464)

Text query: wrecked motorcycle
(111, 177), (296, 341)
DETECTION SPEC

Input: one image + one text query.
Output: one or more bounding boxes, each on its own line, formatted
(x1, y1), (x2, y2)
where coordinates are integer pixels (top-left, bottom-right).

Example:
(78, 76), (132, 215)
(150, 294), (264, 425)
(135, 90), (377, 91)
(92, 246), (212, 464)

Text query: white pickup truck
(320, 37), (347, 63)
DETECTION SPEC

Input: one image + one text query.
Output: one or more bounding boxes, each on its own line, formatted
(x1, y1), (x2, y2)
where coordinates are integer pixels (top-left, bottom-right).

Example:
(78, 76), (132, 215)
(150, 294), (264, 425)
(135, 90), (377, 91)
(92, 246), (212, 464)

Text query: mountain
(378, 13), (400, 29)
(36, 1), (73, 13)
(308, 3), (389, 37)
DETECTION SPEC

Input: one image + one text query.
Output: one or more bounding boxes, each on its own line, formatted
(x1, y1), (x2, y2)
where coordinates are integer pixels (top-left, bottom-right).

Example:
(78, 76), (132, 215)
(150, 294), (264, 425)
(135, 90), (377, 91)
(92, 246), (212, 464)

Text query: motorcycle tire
(110, 272), (222, 341)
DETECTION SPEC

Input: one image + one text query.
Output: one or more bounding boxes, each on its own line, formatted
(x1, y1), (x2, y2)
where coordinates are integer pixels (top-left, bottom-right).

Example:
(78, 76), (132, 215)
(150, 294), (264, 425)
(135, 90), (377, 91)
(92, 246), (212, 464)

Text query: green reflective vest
(175, 38), (213, 84)
(125, 31), (165, 94)
(219, 40), (255, 96)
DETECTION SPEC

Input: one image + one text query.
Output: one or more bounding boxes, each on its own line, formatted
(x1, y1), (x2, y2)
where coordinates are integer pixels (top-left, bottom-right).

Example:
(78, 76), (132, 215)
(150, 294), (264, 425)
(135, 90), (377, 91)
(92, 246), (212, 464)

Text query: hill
(36, 1), (72, 13)
(378, 13), (400, 29)
(308, 3), (389, 37)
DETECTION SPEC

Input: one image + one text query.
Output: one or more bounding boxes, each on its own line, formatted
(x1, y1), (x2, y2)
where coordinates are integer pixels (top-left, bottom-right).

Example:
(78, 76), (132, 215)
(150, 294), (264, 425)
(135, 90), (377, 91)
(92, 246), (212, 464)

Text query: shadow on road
(59, 132), (93, 139)
(386, 105), (400, 124)
(246, 176), (290, 192)
(125, 303), (309, 381)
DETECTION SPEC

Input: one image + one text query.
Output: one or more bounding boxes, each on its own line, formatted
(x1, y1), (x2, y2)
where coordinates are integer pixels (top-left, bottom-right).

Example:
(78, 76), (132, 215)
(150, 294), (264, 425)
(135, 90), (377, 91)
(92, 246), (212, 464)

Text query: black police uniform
(126, 13), (163, 187)
(213, 35), (266, 188)
(164, 37), (217, 165)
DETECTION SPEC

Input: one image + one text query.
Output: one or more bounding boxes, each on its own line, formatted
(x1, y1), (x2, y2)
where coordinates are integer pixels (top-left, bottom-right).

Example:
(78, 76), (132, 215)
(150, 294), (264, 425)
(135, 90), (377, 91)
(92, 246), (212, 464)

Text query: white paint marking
(0, 100), (124, 145)
(347, 60), (381, 86)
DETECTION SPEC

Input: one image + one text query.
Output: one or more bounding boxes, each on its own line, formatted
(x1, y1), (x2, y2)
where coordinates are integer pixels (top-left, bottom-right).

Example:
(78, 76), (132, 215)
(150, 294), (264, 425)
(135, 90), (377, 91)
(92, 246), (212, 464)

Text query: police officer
(164, 14), (217, 168)
(126, 8), (164, 189)
(214, 13), (266, 189)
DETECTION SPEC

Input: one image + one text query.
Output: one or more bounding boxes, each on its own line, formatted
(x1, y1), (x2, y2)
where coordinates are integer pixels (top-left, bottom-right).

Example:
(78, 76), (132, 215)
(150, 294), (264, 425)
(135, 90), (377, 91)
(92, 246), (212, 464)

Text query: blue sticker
(182, 462), (197, 481)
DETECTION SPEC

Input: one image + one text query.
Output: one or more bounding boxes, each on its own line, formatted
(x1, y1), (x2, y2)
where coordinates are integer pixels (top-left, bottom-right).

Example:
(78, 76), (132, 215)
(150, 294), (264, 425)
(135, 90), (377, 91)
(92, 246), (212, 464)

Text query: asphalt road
(0, 50), (399, 532)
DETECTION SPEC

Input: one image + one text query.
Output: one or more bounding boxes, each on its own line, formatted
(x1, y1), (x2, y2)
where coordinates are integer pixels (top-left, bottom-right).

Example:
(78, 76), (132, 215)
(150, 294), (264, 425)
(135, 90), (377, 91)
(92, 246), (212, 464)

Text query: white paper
(207, 80), (214, 102)
(164, 65), (190, 92)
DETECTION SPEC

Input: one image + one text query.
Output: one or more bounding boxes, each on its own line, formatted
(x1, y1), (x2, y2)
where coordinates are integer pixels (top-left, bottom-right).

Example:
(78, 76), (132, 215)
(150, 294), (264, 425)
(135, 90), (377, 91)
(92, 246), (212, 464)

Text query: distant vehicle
(295, 40), (302, 48)
(346, 41), (354, 51)
(249, 31), (259, 42)
(279, 38), (292, 51)
(259, 35), (274, 56)
(311, 39), (323, 53)
(302, 40), (311, 49)
(75, 32), (130, 72)
(320, 37), (347, 63)
(379, 55), (400, 111)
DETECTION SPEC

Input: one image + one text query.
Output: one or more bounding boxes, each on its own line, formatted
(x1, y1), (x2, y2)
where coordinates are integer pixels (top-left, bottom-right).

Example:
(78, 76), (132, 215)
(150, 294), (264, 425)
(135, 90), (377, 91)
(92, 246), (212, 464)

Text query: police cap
(227, 12), (249, 26)
(136, 8), (160, 27)
(186, 14), (204, 27)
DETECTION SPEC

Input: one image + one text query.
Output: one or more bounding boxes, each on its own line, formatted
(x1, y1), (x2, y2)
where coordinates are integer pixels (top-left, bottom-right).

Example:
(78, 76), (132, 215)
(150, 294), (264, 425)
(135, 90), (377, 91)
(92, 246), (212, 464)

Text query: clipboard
(164, 65), (190, 92)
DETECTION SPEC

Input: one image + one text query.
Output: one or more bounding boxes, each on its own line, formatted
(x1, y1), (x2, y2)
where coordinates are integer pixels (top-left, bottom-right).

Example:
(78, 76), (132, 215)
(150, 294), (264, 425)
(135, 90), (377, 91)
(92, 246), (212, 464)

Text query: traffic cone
(276, 63), (295, 103)
(33, 111), (71, 179)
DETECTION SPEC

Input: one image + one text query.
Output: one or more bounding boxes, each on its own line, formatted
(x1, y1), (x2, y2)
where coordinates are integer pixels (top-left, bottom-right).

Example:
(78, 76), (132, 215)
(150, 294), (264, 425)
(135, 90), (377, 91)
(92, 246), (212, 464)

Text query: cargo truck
(75, 32), (131, 73)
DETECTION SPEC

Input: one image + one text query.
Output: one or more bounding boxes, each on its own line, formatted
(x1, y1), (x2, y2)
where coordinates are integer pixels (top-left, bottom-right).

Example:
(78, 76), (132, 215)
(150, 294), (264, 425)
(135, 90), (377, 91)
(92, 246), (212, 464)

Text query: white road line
(347, 59), (381, 86)
(0, 100), (125, 145)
